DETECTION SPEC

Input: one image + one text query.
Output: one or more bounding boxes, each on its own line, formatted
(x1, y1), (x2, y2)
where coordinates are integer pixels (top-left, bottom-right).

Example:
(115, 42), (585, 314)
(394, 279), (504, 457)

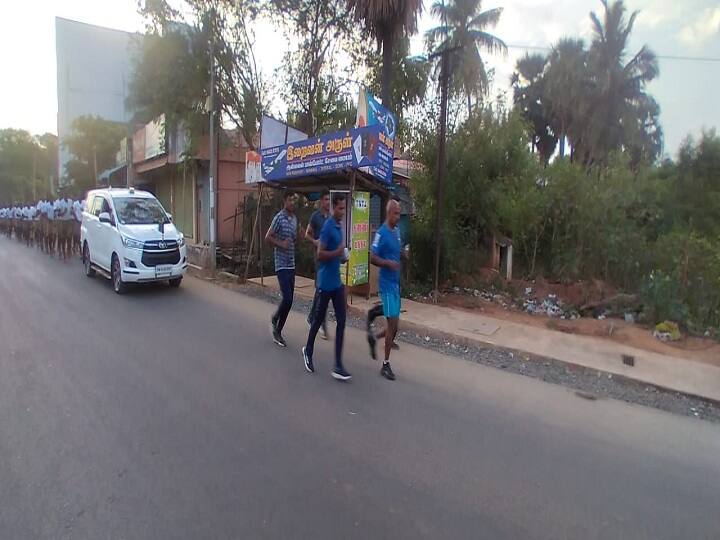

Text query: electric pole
(430, 46), (456, 301)
(208, 14), (217, 273)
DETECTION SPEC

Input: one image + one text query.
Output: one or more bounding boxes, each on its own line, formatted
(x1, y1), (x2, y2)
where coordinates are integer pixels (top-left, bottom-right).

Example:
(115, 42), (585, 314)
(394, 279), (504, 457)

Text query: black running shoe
(381, 362), (396, 381)
(332, 366), (352, 381)
(367, 333), (377, 360)
(271, 322), (286, 348)
(302, 346), (314, 373)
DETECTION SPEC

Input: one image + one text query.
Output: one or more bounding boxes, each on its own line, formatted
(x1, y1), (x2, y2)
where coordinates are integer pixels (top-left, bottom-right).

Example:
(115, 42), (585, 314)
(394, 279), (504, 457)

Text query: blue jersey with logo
(372, 223), (401, 294)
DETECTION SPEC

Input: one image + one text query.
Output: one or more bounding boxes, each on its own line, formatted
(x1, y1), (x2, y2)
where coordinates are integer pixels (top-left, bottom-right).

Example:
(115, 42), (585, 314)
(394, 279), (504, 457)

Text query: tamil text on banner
(340, 191), (370, 286)
(260, 124), (393, 184)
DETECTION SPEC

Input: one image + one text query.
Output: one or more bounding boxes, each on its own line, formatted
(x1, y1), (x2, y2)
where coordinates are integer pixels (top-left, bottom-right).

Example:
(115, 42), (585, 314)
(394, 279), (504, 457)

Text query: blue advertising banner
(260, 124), (394, 183)
(356, 87), (396, 183)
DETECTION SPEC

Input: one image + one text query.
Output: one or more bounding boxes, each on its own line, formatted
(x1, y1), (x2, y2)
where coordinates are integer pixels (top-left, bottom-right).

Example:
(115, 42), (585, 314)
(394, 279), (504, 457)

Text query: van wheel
(83, 243), (95, 277)
(169, 277), (182, 288)
(111, 254), (127, 295)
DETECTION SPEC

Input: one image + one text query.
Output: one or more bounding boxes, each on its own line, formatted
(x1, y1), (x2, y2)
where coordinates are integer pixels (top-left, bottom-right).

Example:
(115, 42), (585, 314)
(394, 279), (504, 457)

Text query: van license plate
(156, 264), (173, 277)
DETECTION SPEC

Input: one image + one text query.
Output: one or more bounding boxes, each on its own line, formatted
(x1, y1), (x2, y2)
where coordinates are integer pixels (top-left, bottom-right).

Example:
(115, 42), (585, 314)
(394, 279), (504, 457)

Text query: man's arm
(304, 222), (319, 247)
(371, 252), (400, 271)
(265, 217), (289, 249)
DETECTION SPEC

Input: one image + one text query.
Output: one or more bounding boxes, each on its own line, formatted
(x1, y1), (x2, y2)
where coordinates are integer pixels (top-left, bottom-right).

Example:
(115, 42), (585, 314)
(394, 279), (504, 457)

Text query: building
(55, 17), (139, 186)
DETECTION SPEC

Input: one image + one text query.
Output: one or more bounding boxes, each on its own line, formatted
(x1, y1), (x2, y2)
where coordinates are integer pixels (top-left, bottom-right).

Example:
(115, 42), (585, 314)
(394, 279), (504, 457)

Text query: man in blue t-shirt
(304, 189), (330, 340)
(368, 199), (402, 381)
(302, 193), (352, 381)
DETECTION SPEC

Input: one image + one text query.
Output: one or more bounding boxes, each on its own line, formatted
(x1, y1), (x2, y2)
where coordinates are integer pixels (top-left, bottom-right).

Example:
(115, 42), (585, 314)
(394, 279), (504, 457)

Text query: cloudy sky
(1, 0), (718, 157)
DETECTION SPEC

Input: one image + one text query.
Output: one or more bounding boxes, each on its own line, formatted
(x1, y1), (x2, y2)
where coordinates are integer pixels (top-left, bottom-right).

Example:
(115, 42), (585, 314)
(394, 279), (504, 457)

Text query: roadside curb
(211, 272), (720, 412)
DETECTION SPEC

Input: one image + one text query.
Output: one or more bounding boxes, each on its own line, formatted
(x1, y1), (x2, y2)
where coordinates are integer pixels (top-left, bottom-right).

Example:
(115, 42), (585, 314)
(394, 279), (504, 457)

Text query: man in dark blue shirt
(304, 190), (330, 340)
(368, 199), (402, 380)
(302, 193), (352, 381)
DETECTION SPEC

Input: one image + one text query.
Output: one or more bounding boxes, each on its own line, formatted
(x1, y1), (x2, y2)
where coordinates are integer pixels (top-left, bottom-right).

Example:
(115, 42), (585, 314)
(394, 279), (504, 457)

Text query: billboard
(340, 191), (370, 286)
(260, 115), (307, 150)
(245, 150), (263, 183)
(260, 124), (393, 183)
(356, 87), (396, 183)
(144, 114), (166, 160)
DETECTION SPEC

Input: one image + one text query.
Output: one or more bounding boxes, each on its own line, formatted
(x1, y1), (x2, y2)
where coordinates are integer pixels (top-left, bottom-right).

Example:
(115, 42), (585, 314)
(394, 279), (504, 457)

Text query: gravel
(214, 276), (720, 424)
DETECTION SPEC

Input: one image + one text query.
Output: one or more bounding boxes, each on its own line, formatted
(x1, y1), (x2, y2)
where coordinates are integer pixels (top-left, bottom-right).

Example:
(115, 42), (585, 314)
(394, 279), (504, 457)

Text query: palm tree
(511, 53), (557, 162)
(426, 0), (507, 116)
(347, 0), (423, 110)
(544, 38), (587, 158)
(583, 0), (661, 165)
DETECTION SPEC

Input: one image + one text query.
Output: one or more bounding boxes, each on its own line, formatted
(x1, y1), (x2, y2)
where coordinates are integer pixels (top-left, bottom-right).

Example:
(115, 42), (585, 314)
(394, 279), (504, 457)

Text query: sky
(1, 0), (718, 158)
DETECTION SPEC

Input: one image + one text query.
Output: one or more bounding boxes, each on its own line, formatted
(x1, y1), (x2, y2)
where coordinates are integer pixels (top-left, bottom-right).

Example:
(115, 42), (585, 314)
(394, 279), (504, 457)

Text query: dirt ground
(435, 275), (720, 368)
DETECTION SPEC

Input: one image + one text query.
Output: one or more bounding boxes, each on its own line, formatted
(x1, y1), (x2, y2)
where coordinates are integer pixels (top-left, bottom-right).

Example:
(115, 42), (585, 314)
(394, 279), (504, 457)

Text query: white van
(80, 188), (188, 294)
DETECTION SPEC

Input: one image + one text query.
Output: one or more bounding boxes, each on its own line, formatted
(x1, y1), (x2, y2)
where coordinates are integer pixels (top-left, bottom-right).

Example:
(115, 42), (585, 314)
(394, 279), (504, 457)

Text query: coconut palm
(544, 38), (587, 159)
(583, 0), (661, 164)
(347, 0), (424, 109)
(426, 0), (507, 116)
(511, 53), (557, 162)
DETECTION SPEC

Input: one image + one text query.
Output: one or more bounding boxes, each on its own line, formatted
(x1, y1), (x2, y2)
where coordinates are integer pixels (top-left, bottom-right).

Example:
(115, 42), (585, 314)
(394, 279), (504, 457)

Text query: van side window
(91, 196), (104, 217)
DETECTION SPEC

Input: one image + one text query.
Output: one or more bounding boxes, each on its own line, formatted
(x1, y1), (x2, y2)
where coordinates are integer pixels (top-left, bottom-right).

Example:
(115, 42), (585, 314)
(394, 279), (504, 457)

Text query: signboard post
(337, 190), (370, 287)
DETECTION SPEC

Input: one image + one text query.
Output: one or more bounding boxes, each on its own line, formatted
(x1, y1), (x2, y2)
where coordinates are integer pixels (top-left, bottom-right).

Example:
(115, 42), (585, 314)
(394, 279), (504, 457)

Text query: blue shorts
(380, 291), (401, 319)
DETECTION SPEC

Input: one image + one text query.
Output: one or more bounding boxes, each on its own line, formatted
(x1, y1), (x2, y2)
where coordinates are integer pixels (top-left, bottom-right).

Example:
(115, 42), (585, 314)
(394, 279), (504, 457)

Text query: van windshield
(113, 197), (169, 225)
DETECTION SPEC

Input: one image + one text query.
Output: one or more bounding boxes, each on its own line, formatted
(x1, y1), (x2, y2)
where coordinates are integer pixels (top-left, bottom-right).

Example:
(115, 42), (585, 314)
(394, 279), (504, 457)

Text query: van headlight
(178, 234), (185, 247)
(121, 236), (144, 250)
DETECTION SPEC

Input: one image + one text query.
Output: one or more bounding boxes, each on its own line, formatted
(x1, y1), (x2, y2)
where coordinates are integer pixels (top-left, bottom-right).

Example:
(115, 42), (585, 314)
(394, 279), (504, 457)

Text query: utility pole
(208, 17), (217, 273)
(32, 145), (37, 201)
(430, 47), (454, 301)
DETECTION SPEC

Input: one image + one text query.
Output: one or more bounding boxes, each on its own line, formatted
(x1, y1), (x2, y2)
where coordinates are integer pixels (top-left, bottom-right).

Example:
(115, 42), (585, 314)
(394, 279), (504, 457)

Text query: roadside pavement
(246, 274), (720, 403)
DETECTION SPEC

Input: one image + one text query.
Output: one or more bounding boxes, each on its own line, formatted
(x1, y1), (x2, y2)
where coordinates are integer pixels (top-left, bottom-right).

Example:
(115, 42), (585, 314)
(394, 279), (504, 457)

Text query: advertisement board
(261, 124), (393, 183)
(356, 88), (396, 183)
(245, 151), (264, 183)
(144, 114), (166, 160)
(260, 115), (307, 149)
(339, 191), (370, 286)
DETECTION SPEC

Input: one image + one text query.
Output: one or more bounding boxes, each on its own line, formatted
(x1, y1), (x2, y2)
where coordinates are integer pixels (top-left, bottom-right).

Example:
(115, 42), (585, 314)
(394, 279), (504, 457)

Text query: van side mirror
(99, 212), (112, 225)
(166, 213), (173, 221)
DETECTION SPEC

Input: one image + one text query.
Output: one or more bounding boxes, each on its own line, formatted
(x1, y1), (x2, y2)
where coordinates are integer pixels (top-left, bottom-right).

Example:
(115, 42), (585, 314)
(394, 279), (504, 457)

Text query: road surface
(1, 236), (719, 540)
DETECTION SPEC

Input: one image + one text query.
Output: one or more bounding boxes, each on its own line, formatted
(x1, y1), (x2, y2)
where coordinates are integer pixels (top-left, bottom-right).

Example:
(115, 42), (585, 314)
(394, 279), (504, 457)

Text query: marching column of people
(266, 191), (405, 383)
(0, 196), (86, 259)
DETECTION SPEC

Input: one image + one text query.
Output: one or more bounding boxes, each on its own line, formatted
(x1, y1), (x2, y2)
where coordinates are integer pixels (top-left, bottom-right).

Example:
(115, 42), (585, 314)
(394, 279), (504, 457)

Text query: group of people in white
(0, 196), (86, 259)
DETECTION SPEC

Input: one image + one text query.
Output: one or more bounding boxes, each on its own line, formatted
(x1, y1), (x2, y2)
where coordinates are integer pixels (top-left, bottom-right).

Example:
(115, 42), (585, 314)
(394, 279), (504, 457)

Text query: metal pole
(208, 23), (217, 274)
(433, 50), (450, 301)
(242, 183), (263, 283)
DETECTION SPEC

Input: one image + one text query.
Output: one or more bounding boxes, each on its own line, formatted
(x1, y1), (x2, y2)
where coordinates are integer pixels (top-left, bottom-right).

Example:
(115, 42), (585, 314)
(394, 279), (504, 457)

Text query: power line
(409, 36), (720, 62)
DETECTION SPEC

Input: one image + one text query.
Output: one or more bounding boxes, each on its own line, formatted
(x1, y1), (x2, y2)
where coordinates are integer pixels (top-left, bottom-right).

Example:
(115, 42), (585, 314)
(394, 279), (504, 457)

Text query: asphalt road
(1, 236), (719, 540)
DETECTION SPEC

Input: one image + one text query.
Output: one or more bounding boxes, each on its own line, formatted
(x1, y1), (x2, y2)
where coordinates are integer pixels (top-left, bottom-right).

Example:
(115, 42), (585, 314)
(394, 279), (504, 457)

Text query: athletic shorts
(380, 291), (401, 319)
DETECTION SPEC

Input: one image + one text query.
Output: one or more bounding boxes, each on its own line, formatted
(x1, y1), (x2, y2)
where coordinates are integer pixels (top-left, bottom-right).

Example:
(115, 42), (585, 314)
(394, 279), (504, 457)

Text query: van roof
(88, 187), (155, 199)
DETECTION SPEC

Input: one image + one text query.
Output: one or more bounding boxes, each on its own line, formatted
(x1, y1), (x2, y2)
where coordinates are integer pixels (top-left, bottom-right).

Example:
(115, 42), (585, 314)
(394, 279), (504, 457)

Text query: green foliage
(511, 0), (662, 167)
(62, 116), (126, 192)
(132, 0), (265, 148)
(410, 104), (720, 331)
(426, 0), (507, 116)
(269, 0), (359, 135)
(0, 129), (57, 204)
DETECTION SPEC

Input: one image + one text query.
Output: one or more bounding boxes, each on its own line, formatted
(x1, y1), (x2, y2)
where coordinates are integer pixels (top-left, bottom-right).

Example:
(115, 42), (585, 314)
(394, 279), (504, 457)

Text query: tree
(269, 0), (359, 135)
(427, 0), (507, 116)
(0, 129), (57, 204)
(582, 0), (662, 165)
(131, 0), (265, 149)
(63, 116), (126, 191)
(366, 36), (429, 145)
(544, 38), (587, 159)
(347, 0), (423, 111)
(511, 53), (557, 162)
